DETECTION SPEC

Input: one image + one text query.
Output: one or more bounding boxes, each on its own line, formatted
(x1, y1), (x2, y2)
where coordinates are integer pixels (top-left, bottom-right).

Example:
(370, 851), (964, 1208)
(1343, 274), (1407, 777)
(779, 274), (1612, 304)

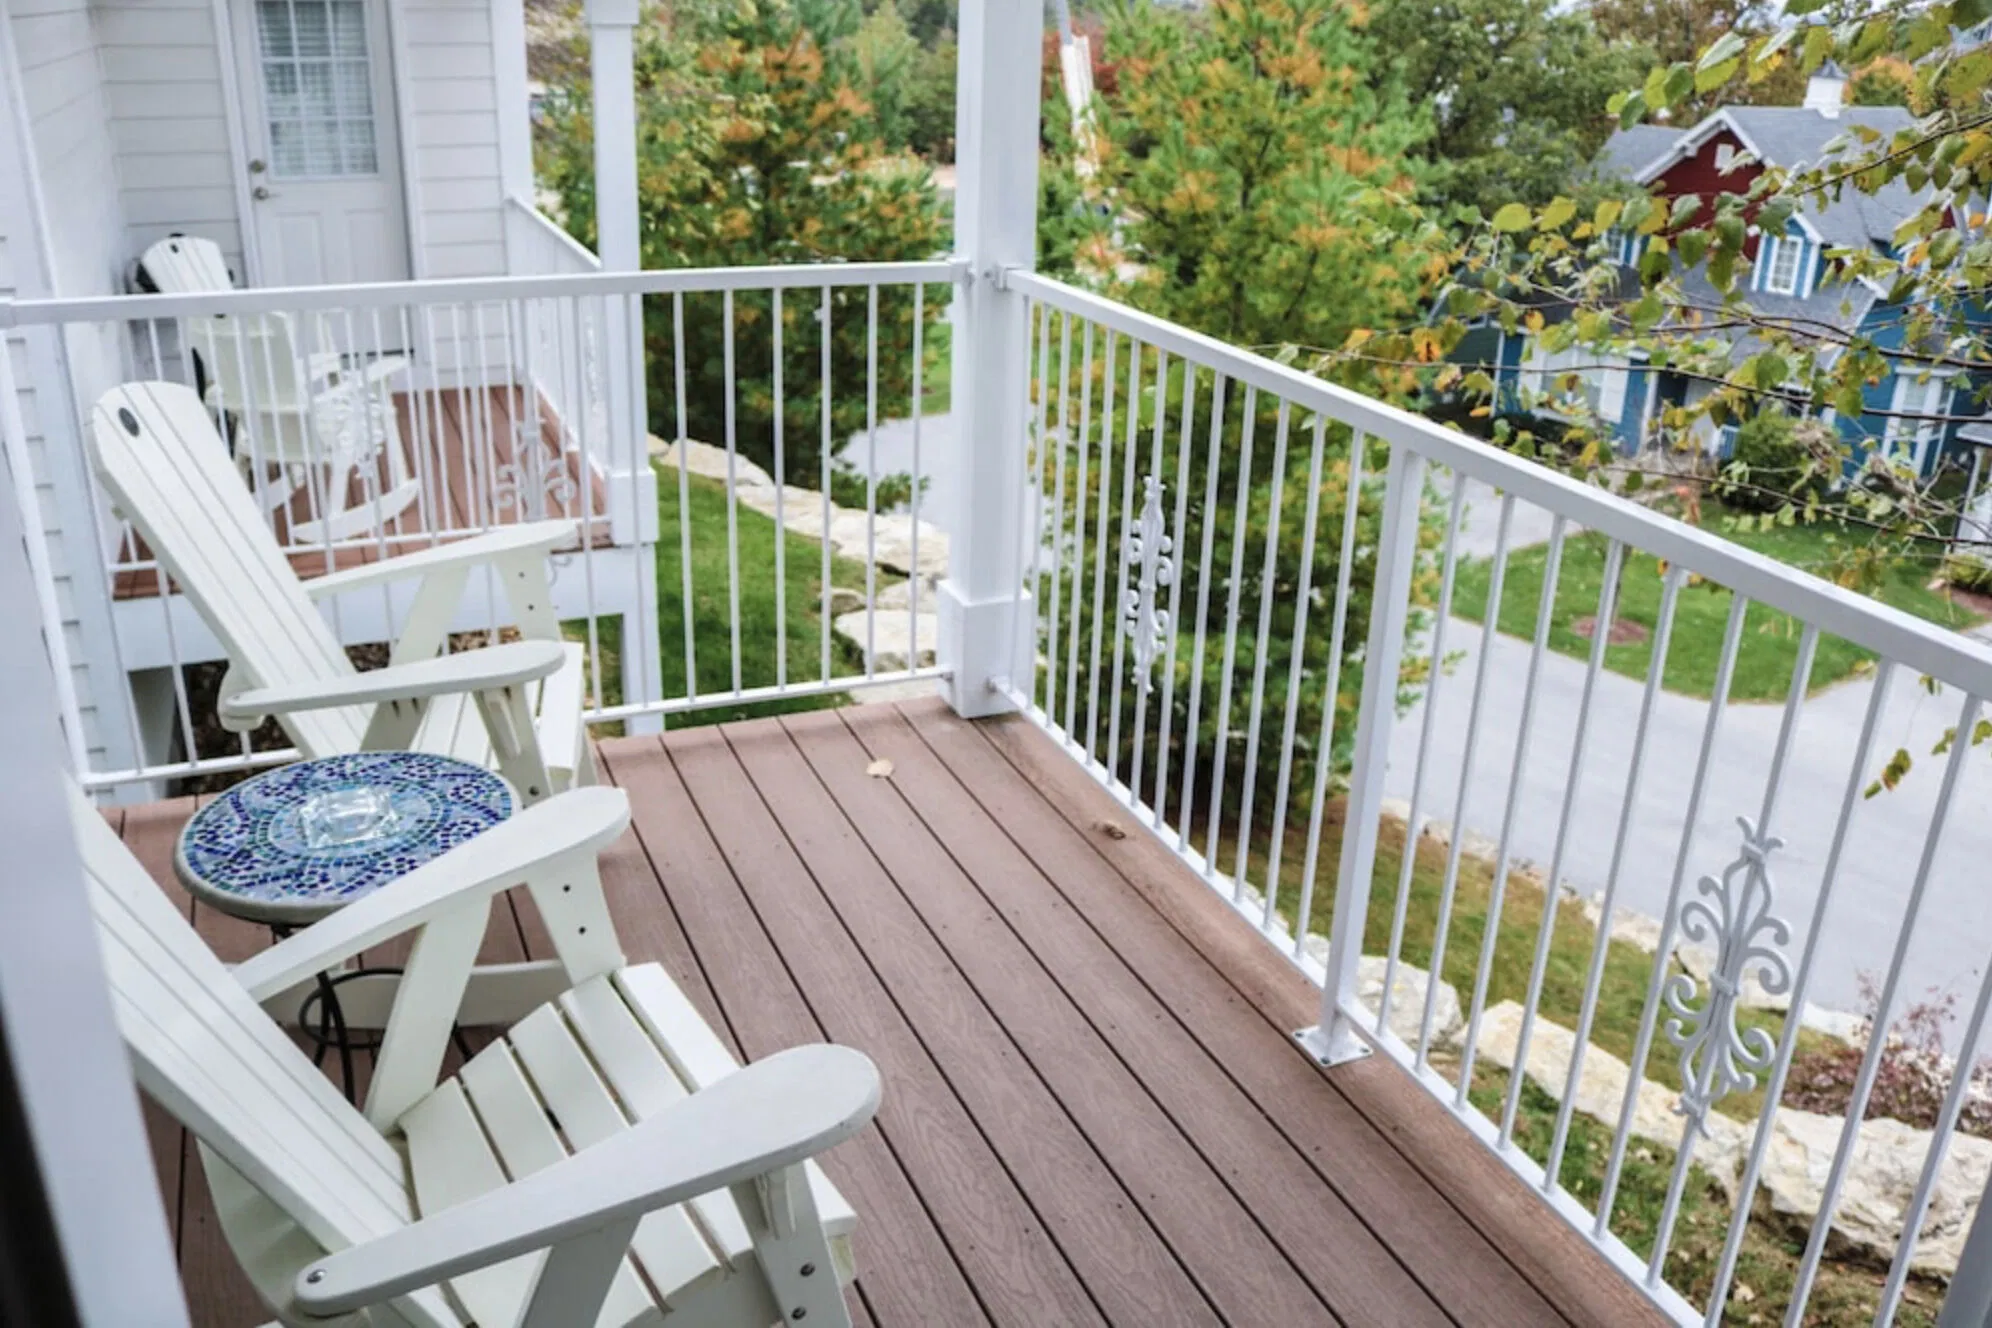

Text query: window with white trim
(1521, 343), (1628, 423)
(1715, 143), (1736, 173)
(1762, 236), (1801, 295)
(1885, 373), (1950, 471)
(256, 0), (379, 178)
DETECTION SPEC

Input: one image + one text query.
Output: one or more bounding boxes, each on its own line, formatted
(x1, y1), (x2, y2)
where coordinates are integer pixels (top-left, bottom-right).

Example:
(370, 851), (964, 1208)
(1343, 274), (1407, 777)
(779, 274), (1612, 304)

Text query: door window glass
(257, 0), (378, 177)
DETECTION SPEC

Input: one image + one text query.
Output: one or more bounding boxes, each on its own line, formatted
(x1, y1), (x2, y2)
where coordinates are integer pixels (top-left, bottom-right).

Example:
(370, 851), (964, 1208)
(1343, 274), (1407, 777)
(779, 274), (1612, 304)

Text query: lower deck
(119, 698), (1664, 1326)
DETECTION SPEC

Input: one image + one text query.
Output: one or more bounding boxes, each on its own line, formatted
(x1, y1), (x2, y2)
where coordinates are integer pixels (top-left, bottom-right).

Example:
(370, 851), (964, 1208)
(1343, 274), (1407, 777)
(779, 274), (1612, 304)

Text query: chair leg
(731, 1164), (851, 1328)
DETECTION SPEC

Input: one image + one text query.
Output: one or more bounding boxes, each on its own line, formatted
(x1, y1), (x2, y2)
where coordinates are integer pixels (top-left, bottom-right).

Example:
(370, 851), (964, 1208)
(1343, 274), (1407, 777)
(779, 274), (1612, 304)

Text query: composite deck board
(899, 703), (1562, 1326)
(121, 700), (1662, 1327)
(111, 386), (611, 600)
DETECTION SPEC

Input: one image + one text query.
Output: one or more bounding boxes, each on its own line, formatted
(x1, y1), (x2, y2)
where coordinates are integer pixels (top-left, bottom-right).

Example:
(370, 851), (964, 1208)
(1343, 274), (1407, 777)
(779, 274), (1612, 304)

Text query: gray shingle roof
(1721, 106), (1921, 246)
(1594, 124), (1684, 182)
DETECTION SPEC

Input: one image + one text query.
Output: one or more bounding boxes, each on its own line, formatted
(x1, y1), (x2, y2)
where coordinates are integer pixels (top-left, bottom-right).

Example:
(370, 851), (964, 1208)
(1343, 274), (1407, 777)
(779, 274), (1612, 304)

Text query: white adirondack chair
(91, 381), (590, 802)
(75, 781), (876, 1328)
(135, 233), (422, 544)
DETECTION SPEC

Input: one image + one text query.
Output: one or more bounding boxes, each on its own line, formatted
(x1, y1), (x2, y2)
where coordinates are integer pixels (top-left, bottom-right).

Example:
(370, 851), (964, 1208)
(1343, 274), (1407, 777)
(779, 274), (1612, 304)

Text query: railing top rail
(1014, 270), (1992, 701)
(503, 194), (604, 273)
(0, 259), (968, 326)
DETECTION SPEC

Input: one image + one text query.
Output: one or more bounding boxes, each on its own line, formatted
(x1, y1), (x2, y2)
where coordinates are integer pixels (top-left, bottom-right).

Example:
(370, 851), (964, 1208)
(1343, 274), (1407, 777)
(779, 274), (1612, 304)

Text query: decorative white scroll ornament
(1663, 815), (1793, 1131)
(1122, 475), (1174, 683)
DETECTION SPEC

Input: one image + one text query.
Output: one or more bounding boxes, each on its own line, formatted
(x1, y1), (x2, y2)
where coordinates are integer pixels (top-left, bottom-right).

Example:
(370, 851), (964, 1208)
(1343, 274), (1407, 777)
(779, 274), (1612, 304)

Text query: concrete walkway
(1382, 611), (1992, 1035)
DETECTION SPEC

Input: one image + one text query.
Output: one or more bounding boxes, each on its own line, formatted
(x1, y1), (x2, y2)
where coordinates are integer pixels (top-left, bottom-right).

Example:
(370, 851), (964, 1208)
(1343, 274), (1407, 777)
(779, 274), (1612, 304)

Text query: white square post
(587, 0), (665, 731)
(937, 0), (1043, 718)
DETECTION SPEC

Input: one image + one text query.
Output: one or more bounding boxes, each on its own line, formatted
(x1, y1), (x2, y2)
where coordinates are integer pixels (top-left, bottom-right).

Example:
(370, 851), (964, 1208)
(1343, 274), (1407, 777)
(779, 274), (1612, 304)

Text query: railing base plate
(1293, 1024), (1372, 1067)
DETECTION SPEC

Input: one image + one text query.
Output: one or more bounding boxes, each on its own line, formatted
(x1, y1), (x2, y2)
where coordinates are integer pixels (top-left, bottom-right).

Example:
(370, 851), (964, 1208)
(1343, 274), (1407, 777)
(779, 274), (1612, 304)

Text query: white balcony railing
(0, 259), (957, 789)
(1000, 271), (1992, 1326)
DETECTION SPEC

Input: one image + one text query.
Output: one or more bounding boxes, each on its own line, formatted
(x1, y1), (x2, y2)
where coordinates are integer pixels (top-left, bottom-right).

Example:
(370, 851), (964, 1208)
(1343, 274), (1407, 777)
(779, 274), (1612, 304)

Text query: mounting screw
(791, 1310), (807, 1321)
(306, 1270), (325, 1284)
(800, 1263), (816, 1277)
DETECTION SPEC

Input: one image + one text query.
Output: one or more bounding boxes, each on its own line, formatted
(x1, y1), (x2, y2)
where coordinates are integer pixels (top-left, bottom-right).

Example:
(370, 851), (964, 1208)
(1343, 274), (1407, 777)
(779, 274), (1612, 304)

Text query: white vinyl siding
(3, 0), (123, 769)
(95, 0), (246, 277)
(402, 0), (507, 277)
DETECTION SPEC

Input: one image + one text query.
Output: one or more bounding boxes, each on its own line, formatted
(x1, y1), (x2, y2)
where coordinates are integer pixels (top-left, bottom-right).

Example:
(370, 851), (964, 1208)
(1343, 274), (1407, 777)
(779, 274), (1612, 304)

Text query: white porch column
(586, 0), (640, 272)
(585, 0), (664, 731)
(937, 0), (1042, 718)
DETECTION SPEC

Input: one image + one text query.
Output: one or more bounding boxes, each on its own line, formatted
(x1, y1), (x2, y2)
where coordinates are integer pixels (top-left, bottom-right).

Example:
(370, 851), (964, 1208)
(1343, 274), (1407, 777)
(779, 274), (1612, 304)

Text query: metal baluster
(865, 284), (880, 680)
(819, 286), (833, 685)
(1787, 690), (1983, 1318)
(1596, 593), (1752, 1235)
(722, 290), (743, 694)
(1544, 566), (1687, 1193)
(1085, 331), (1119, 762)
(1418, 492), (1517, 1067)
(1455, 515), (1569, 1106)
(1503, 539), (1626, 1144)
(1293, 428), (1369, 965)
(1063, 321), (1095, 739)
(1206, 385), (1257, 894)
(1043, 309), (1074, 730)
(1176, 373), (1227, 853)
(1151, 361), (1198, 829)
(909, 284), (926, 666)
(1009, 299), (1051, 709)
(1235, 397), (1292, 919)
(1127, 349), (1173, 809)
(1262, 411), (1327, 936)
(563, 296), (605, 718)
(1105, 338), (1144, 784)
(672, 292), (696, 702)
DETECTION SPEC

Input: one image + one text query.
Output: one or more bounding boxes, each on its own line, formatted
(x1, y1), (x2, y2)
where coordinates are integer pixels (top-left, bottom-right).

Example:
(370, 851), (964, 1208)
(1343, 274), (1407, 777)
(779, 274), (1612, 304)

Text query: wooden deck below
(116, 699), (1665, 1326)
(112, 385), (613, 599)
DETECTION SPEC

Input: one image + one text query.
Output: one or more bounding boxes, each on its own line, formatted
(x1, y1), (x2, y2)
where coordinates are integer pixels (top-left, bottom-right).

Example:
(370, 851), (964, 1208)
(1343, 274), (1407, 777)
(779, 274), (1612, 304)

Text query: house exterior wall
(96, 0), (247, 278)
(400, 0), (512, 278)
(2, 0), (130, 772)
(1651, 128), (1768, 264)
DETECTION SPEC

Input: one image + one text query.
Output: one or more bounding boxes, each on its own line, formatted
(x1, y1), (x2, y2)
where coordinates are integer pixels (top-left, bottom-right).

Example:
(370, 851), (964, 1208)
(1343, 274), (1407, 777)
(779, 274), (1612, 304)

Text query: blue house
(1492, 68), (1981, 480)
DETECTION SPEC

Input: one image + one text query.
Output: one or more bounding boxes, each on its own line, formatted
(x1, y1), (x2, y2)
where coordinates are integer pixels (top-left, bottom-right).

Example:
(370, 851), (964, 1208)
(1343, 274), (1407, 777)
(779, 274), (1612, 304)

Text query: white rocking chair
(91, 381), (590, 801)
(136, 233), (422, 544)
(74, 782), (875, 1328)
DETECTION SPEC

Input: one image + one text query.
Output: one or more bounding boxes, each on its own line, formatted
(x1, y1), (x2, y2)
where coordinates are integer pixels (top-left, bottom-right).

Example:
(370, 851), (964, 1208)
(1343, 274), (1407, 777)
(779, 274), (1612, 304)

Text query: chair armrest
(293, 1044), (882, 1316)
(219, 640), (564, 722)
(232, 786), (630, 1000)
(304, 521), (580, 600)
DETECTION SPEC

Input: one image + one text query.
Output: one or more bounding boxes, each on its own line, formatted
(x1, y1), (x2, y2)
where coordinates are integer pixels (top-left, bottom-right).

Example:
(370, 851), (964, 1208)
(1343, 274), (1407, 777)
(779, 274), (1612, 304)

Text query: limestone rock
(832, 611), (938, 673)
(1476, 1001), (1750, 1187)
(1757, 1109), (1992, 1277)
(828, 586), (868, 616)
(1353, 955), (1464, 1049)
(647, 436), (777, 492)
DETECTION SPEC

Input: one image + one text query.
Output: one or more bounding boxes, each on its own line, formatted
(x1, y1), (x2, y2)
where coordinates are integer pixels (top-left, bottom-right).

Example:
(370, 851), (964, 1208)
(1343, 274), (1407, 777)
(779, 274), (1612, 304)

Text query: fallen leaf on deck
(866, 758), (894, 778)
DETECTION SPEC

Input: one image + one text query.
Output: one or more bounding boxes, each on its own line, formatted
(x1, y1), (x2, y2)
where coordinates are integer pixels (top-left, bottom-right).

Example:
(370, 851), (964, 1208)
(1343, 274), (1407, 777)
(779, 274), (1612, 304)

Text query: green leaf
(1594, 199), (1624, 233)
(1800, 23), (1834, 72)
(1618, 90), (1648, 130)
(1664, 63), (1696, 105)
(1677, 229), (1711, 266)
(1538, 196), (1577, 231)
(1756, 353), (1790, 388)
(1756, 197), (1795, 236)
(1669, 194), (1703, 229)
(1696, 58), (1740, 92)
(1492, 202), (1532, 233)
(1698, 30), (1748, 71)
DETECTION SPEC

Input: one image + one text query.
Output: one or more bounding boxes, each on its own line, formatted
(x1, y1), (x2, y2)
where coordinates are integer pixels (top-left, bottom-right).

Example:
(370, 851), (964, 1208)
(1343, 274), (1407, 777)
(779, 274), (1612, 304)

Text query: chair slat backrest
(137, 235), (233, 295)
(90, 381), (368, 756)
(70, 787), (412, 1251)
(192, 312), (317, 419)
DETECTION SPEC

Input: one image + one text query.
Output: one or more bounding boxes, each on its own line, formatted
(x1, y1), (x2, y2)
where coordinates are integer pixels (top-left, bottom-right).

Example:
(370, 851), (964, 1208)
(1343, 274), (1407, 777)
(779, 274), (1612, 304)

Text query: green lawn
(1449, 503), (1983, 700)
(567, 467), (878, 727)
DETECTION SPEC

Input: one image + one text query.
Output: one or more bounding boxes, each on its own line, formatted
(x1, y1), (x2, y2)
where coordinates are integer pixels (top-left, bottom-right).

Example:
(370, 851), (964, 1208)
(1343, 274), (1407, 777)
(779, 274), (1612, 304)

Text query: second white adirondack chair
(91, 380), (590, 801)
(76, 782), (876, 1328)
(136, 233), (422, 544)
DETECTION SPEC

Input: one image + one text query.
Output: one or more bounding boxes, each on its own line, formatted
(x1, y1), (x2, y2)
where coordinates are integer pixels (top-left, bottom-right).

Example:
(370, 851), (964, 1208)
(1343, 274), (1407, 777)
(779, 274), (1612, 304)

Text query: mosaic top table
(174, 750), (514, 926)
(174, 751), (515, 1095)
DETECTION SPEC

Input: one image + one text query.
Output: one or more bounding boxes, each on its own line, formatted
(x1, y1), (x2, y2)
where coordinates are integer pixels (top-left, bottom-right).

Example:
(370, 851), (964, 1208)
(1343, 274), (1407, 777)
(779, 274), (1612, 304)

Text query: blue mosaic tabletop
(174, 752), (515, 923)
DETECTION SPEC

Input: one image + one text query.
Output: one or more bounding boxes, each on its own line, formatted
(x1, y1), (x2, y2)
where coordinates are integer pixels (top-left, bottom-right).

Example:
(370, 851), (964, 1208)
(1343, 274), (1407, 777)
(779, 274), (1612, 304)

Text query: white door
(235, 0), (410, 286)
(1885, 373), (1952, 475)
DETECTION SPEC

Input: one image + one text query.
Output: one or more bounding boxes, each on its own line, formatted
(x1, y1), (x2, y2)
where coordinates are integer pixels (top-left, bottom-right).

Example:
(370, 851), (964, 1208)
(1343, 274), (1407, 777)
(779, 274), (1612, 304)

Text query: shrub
(1783, 984), (1992, 1140)
(1721, 411), (1829, 513)
(1942, 553), (1992, 595)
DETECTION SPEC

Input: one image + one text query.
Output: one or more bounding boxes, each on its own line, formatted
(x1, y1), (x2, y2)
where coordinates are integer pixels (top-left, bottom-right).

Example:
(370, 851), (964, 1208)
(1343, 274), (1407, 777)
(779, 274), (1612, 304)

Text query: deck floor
(117, 698), (1665, 1327)
(112, 385), (611, 599)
